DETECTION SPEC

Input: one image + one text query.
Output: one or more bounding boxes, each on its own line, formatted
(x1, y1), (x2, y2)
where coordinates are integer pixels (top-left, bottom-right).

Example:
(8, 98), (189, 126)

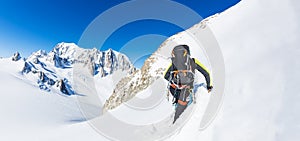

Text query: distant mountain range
(11, 42), (135, 95)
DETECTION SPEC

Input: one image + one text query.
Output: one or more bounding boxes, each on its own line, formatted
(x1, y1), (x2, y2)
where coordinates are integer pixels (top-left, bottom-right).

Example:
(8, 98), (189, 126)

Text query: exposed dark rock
(12, 52), (21, 61)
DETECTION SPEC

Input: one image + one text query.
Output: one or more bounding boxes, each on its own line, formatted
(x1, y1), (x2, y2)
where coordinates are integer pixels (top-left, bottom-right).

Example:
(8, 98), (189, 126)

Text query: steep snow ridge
(103, 0), (300, 140)
(172, 0), (300, 141)
(99, 25), (215, 139)
(103, 17), (214, 111)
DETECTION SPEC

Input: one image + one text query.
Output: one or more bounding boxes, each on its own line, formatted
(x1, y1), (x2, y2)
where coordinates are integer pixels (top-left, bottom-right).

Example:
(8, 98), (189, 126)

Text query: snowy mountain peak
(8, 43), (135, 95)
(106, 48), (115, 54)
(51, 42), (78, 60)
(12, 51), (21, 61)
(55, 42), (78, 49)
(32, 50), (47, 57)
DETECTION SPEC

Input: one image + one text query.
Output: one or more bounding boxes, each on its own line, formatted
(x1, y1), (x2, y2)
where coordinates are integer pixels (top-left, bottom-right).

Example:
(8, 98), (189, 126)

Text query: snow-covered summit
(7, 42), (135, 95)
(52, 42), (78, 59)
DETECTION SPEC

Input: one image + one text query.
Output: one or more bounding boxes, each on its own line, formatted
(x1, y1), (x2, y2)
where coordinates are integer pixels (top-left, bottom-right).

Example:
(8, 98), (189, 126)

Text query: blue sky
(0, 0), (240, 67)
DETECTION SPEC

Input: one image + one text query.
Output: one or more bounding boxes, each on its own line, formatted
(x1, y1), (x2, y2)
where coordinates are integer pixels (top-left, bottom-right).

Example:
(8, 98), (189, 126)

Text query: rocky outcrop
(12, 52), (21, 61)
(103, 54), (166, 111)
(56, 79), (73, 95)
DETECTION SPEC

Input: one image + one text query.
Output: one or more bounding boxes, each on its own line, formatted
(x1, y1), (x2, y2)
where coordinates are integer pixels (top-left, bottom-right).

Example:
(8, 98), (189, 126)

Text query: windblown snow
(0, 0), (299, 140)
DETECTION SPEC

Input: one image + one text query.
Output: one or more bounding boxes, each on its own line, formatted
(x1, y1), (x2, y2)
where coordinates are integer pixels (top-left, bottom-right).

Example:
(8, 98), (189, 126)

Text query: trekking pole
(166, 80), (170, 102)
(166, 72), (173, 102)
(192, 88), (196, 104)
(166, 90), (170, 101)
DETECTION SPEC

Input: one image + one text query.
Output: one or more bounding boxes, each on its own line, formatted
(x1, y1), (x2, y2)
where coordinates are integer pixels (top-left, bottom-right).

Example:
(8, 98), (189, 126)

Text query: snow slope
(0, 0), (299, 140)
(173, 0), (300, 141)
(0, 58), (104, 141)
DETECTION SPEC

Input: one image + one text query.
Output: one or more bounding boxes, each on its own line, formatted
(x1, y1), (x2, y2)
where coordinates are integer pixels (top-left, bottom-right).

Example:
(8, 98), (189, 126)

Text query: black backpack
(171, 45), (195, 86)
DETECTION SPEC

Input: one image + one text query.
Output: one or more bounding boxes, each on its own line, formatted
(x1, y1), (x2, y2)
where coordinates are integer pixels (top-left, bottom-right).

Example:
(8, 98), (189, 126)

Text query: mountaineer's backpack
(171, 45), (195, 86)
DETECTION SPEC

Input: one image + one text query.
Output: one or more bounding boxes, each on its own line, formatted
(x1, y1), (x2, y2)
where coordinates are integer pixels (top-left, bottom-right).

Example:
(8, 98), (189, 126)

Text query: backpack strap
(191, 58), (196, 72)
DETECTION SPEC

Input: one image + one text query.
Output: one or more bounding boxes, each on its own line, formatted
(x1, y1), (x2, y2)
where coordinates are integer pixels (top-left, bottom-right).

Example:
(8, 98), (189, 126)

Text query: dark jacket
(164, 58), (212, 87)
